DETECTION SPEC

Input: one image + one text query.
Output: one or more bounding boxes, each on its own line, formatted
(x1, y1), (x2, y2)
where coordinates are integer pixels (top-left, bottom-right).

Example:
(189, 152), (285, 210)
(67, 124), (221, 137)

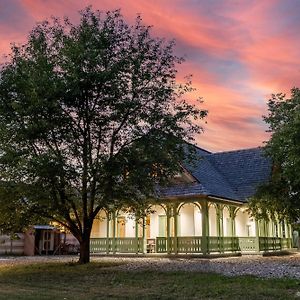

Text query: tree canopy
(249, 87), (300, 222)
(0, 8), (207, 263)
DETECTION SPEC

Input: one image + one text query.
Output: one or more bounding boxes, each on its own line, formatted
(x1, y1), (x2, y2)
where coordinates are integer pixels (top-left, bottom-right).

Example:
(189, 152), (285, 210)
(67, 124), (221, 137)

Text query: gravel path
(1, 252), (300, 279)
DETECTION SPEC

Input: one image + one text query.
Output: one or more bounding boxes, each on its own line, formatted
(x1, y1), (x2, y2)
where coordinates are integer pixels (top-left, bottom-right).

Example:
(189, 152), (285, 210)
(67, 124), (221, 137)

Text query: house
(90, 146), (292, 255)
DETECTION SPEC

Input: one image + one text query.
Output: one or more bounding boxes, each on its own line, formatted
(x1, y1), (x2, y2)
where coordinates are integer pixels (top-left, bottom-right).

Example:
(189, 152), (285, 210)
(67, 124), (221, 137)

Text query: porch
(90, 200), (293, 255)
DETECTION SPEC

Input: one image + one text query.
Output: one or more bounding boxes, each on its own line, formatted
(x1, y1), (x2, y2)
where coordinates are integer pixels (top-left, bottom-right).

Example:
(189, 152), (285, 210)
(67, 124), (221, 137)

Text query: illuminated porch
(90, 200), (293, 255)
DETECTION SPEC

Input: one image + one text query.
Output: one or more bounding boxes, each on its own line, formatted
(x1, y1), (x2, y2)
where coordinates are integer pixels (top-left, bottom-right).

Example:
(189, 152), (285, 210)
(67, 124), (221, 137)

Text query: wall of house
(179, 203), (195, 236)
(209, 204), (217, 236)
(148, 205), (166, 238)
(223, 206), (231, 236)
(91, 210), (107, 238)
(125, 215), (135, 238)
(235, 209), (255, 237)
(177, 203), (202, 236)
(194, 207), (202, 236)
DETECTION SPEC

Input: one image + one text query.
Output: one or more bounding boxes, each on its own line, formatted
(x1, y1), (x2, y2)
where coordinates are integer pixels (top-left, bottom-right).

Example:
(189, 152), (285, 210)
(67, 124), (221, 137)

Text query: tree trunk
(78, 234), (91, 264)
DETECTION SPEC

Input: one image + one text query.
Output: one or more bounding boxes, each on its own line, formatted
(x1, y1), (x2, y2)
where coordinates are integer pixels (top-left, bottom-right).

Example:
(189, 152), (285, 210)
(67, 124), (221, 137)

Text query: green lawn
(0, 261), (299, 299)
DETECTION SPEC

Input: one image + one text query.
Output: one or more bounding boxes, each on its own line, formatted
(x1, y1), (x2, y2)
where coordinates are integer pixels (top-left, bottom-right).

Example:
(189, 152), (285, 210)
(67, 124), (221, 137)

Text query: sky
(0, 0), (299, 152)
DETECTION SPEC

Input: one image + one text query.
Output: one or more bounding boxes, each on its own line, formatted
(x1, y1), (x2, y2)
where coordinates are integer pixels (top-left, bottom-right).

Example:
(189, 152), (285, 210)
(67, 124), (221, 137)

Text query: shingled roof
(159, 146), (272, 203)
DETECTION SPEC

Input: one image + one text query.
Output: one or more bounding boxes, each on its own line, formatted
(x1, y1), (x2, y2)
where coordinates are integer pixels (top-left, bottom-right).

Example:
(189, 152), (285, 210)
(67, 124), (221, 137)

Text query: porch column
(166, 205), (171, 254)
(112, 210), (116, 254)
(278, 220), (283, 238)
(229, 207), (236, 237)
(216, 205), (224, 253)
(201, 200), (209, 255)
(106, 211), (110, 254)
(135, 217), (139, 254)
(269, 219), (274, 237)
(173, 203), (178, 254)
(255, 218), (260, 252)
(142, 216), (147, 254)
(288, 223), (292, 248)
(265, 220), (269, 237)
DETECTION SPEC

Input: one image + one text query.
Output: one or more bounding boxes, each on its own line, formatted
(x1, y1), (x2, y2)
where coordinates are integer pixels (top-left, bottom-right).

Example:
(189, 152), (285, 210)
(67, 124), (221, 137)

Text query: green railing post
(201, 200), (209, 255)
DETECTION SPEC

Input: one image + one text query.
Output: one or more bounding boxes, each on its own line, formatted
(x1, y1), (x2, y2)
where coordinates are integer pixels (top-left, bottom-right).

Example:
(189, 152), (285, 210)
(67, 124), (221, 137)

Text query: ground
(0, 253), (300, 299)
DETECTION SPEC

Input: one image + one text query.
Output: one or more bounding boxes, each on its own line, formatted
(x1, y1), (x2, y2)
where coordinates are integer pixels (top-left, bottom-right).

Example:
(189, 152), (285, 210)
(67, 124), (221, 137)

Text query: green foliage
(0, 182), (46, 234)
(250, 88), (300, 222)
(0, 7), (206, 261)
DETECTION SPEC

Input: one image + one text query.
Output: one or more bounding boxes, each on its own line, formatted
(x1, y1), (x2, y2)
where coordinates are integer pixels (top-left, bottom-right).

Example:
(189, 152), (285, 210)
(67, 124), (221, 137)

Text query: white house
(90, 147), (292, 255)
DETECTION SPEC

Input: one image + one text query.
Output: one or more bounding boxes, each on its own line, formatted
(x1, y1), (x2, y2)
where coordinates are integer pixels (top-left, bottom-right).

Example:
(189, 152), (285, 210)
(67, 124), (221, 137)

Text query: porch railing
(90, 236), (292, 254)
(259, 237), (281, 251)
(238, 237), (292, 252)
(238, 237), (257, 252)
(90, 238), (144, 253)
(156, 237), (167, 253)
(155, 236), (239, 254)
(281, 238), (292, 249)
(177, 236), (202, 253)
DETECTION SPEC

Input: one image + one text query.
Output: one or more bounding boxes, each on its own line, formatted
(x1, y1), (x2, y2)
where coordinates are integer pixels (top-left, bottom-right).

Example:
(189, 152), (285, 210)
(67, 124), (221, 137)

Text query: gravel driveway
(1, 252), (300, 279)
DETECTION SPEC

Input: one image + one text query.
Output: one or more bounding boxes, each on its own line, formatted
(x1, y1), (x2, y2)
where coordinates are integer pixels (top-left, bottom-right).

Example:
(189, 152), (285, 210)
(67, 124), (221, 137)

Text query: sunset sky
(0, 0), (299, 152)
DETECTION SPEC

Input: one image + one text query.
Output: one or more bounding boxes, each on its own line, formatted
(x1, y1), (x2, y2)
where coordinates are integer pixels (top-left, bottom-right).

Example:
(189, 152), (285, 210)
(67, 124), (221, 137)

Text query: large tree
(0, 8), (206, 263)
(250, 88), (300, 222)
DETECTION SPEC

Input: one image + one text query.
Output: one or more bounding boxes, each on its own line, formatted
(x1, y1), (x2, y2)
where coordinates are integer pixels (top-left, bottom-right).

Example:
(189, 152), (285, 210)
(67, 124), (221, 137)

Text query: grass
(0, 261), (299, 299)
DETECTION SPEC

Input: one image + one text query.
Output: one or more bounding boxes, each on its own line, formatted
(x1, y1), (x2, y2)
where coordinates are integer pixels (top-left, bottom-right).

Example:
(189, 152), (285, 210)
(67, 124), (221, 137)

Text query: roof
(159, 146), (272, 203)
(33, 225), (55, 230)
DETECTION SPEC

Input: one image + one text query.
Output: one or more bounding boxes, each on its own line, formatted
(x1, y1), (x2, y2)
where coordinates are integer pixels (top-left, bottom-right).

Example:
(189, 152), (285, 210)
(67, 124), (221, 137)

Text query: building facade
(90, 147), (292, 255)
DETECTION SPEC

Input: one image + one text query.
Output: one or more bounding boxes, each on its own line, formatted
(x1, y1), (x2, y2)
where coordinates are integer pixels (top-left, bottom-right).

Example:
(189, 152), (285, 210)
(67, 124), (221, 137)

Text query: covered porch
(90, 199), (293, 255)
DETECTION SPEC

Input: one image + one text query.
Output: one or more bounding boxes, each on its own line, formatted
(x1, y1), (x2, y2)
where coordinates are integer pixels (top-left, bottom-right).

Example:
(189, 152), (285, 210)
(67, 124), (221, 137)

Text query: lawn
(0, 261), (299, 299)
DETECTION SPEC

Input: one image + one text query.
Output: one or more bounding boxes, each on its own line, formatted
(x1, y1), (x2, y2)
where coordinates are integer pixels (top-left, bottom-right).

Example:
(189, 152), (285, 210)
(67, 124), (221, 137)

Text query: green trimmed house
(90, 147), (292, 255)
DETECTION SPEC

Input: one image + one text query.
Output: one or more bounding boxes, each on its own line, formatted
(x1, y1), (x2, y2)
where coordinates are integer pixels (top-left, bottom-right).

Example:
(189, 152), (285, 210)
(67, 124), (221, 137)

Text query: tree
(0, 8), (207, 263)
(249, 88), (300, 222)
(0, 182), (46, 235)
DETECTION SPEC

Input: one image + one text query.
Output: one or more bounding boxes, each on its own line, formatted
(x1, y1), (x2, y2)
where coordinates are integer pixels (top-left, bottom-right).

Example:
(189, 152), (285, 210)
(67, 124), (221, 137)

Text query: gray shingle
(158, 146), (272, 202)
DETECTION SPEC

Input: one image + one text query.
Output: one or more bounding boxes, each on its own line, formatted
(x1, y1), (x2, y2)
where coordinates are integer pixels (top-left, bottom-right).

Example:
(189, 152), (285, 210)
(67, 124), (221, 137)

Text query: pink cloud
(1, 0), (298, 152)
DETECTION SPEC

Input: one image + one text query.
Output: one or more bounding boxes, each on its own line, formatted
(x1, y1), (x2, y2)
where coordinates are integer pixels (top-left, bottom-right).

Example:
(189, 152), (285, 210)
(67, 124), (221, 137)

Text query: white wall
(125, 214), (136, 238)
(149, 205), (165, 239)
(223, 207), (231, 236)
(209, 205), (217, 236)
(91, 210), (107, 238)
(235, 209), (255, 237)
(179, 203), (195, 236)
(194, 207), (202, 236)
